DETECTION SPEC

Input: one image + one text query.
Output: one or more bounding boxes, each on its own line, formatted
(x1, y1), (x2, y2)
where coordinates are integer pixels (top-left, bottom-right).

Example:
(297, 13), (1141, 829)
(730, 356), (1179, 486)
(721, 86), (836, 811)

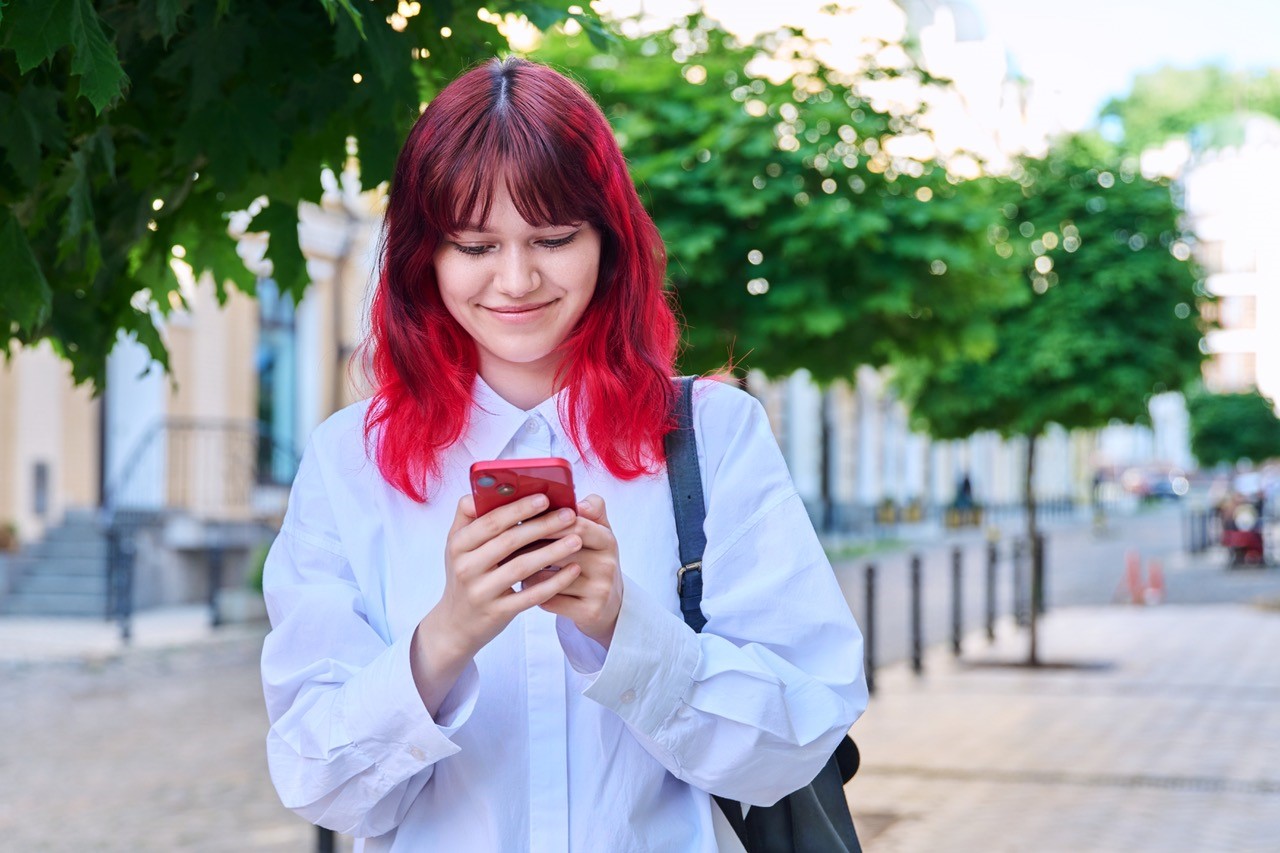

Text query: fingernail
(533, 495), (549, 509)
(567, 536), (581, 549)
(558, 508), (574, 523)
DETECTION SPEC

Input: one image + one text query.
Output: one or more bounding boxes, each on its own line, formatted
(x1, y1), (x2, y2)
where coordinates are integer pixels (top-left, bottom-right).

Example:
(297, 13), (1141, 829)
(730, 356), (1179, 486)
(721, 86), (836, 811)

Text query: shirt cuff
(556, 615), (608, 674)
(581, 577), (701, 736)
(341, 630), (479, 778)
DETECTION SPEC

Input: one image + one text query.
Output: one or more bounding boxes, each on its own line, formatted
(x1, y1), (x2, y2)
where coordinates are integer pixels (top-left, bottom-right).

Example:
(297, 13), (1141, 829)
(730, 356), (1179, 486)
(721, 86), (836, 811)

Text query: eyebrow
(453, 221), (583, 235)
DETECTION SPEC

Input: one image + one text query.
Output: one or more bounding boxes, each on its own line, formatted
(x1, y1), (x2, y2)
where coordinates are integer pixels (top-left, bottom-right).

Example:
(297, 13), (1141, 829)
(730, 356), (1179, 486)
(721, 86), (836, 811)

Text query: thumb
(577, 494), (610, 527)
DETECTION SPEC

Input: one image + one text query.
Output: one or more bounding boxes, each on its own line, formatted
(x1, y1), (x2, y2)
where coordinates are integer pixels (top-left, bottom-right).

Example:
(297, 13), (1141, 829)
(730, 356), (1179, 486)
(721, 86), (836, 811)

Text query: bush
(247, 542), (271, 594)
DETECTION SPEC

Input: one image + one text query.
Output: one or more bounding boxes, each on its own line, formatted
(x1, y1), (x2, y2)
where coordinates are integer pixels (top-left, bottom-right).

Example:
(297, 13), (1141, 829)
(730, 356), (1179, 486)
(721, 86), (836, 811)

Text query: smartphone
(470, 457), (576, 516)
(469, 458), (577, 567)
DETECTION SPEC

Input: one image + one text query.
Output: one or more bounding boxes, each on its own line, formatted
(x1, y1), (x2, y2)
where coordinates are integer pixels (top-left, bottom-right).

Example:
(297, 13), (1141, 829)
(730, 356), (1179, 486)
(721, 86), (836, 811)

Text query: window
(256, 279), (299, 485)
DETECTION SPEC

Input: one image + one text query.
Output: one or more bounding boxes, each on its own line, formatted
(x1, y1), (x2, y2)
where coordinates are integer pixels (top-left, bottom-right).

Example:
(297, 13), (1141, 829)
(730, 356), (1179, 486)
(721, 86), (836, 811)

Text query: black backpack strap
(664, 377), (751, 847)
(665, 376), (710, 634)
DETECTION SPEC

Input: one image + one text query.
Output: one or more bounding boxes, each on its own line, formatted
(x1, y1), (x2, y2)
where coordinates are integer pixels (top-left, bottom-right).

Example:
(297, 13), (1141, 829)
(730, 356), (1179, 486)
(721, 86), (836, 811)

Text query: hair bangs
(432, 113), (597, 236)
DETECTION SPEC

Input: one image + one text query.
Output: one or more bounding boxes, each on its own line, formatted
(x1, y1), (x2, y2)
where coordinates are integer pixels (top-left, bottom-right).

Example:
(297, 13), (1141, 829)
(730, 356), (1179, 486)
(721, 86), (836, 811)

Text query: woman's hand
(411, 493), (583, 714)
(534, 495), (624, 649)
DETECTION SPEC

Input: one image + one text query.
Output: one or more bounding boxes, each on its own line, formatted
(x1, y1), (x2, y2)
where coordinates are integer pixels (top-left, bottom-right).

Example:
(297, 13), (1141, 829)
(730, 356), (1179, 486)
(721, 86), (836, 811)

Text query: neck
(478, 356), (561, 411)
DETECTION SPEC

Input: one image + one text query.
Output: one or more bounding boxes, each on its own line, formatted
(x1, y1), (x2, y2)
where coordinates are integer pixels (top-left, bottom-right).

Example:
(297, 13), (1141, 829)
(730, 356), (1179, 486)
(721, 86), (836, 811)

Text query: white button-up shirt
(261, 378), (867, 852)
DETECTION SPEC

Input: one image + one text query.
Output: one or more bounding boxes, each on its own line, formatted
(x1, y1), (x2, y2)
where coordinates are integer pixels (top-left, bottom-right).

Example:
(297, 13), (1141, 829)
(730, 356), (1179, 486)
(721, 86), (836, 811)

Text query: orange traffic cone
(1123, 550), (1144, 605)
(1145, 559), (1166, 605)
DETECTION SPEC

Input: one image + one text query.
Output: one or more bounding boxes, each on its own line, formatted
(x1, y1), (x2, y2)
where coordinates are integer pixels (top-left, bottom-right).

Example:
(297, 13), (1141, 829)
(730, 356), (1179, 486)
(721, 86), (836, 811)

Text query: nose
(495, 246), (541, 299)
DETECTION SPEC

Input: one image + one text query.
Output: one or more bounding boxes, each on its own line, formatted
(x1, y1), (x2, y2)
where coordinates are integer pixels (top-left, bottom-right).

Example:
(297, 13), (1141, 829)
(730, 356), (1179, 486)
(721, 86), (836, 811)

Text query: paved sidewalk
(846, 603), (1280, 852)
(0, 615), (324, 853)
(0, 604), (229, 665)
(3, 572), (1278, 850)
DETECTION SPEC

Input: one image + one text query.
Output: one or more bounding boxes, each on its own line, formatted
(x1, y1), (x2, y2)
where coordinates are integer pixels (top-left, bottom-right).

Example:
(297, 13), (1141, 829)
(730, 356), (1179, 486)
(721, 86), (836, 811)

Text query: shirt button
(409, 746), (426, 761)
(620, 689), (636, 704)
(525, 420), (540, 433)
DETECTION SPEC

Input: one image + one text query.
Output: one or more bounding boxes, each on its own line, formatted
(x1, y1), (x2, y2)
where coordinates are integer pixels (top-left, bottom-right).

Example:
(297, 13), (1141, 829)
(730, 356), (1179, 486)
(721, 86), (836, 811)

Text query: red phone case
(469, 458), (576, 517)
(470, 458), (577, 569)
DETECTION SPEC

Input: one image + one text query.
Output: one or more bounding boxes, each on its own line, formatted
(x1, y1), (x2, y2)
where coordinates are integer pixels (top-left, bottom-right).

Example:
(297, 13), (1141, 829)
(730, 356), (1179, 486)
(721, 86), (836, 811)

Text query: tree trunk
(1025, 433), (1040, 667)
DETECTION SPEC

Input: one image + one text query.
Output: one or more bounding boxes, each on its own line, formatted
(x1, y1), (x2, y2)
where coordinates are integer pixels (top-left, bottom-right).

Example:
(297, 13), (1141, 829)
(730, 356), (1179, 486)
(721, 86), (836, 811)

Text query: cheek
(434, 258), (476, 309)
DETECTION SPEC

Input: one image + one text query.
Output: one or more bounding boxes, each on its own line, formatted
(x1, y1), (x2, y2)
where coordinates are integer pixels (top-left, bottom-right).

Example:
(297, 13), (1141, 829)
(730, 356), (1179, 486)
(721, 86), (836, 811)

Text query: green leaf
(248, 199), (307, 302)
(154, 0), (186, 43)
(0, 205), (53, 332)
(317, 0), (365, 38)
(6, 0), (75, 71)
(5, 0), (127, 112)
(56, 142), (99, 272)
(67, 0), (128, 112)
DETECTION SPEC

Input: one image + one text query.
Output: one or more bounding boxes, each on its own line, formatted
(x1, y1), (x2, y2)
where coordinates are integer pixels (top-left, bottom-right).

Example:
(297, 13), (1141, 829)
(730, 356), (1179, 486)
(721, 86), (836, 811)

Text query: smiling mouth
(485, 300), (556, 316)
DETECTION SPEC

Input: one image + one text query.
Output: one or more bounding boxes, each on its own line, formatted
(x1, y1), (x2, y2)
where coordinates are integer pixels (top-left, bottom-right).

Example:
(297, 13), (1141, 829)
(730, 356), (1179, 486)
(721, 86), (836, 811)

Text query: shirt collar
(461, 375), (583, 464)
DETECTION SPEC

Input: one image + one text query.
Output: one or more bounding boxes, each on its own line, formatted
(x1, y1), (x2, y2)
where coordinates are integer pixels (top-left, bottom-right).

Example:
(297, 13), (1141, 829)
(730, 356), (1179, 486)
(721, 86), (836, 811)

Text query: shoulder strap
(664, 377), (752, 847)
(664, 377), (709, 633)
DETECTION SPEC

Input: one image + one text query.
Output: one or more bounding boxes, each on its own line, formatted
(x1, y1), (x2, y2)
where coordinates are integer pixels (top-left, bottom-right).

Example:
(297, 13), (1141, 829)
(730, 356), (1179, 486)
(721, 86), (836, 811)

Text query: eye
(539, 230), (580, 250)
(451, 242), (492, 257)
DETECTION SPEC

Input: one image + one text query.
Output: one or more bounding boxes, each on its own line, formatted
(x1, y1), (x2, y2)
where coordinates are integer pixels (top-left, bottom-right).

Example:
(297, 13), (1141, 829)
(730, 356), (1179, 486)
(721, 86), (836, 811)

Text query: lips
(483, 299), (557, 322)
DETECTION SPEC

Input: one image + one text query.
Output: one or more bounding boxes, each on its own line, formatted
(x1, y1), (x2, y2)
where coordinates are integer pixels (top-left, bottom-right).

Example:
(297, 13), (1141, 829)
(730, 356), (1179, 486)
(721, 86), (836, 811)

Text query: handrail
(103, 417), (301, 517)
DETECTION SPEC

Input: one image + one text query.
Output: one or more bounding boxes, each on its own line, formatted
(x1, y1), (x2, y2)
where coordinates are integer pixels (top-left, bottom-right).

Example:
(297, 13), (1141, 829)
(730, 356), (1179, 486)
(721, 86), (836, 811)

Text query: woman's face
(434, 182), (601, 395)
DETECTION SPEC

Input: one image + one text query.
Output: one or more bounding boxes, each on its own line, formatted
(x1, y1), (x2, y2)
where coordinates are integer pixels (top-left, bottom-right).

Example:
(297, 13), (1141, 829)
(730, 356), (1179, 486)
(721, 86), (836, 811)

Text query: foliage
(897, 133), (1208, 443)
(1187, 388), (1280, 468)
(247, 539), (270, 593)
(0, 0), (609, 389)
(1101, 66), (1280, 154)
(534, 18), (1021, 382)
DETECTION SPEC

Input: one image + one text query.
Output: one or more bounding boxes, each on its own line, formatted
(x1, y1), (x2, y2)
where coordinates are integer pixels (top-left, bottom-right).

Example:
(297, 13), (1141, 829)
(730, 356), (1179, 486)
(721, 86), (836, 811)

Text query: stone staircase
(0, 510), (109, 617)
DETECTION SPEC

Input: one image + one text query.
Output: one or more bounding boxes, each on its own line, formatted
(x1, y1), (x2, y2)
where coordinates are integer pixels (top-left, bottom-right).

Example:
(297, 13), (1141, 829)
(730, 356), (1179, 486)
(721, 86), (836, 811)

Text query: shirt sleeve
(578, 385), (868, 807)
(260, 440), (479, 837)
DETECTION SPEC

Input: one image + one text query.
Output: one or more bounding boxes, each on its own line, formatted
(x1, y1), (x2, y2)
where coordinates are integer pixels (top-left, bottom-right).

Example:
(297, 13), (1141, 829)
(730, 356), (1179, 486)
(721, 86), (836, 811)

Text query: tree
(0, 0), (609, 388)
(896, 133), (1208, 660)
(1187, 389), (1280, 468)
(533, 18), (1020, 382)
(1101, 65), (1280, 154)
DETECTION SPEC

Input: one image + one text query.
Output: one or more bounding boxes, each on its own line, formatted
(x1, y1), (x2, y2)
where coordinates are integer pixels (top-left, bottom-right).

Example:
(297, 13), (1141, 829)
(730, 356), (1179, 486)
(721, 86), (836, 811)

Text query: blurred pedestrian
(259, 57), (866, 852)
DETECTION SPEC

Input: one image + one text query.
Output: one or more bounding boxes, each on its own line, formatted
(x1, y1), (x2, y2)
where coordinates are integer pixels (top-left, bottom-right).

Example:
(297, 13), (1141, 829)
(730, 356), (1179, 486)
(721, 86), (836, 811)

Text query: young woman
(260, 56), (867, 852)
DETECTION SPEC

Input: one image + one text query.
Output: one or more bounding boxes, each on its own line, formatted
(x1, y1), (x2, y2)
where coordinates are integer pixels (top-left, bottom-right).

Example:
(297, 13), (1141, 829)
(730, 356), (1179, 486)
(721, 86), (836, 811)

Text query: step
(37, 527), (107, 548)
(14, 556), (108, 578)
(30, 537), (108, 561)
(63, 507), (103, 525)
(17, 573), (107, 596)
(0, 592), (109, 617)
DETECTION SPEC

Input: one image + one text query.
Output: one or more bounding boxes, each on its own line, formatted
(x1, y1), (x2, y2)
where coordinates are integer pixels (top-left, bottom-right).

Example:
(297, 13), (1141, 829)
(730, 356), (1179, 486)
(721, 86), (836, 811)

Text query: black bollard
(208, 542), (225, 629)
(864, 563), (877, 696)
(951, 547), (963, 658)
(1012, 538), (1028, 628)
(910, 554), (923, 675)
(985, 540), (997, 643)
(1032, 534), (1046, 617)
(1029, 534), (1046, 666)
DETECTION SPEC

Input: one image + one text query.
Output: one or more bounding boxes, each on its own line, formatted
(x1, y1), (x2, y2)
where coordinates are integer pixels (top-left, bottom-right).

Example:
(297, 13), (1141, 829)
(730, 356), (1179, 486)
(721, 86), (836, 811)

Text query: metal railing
(102, 418), (299, 641)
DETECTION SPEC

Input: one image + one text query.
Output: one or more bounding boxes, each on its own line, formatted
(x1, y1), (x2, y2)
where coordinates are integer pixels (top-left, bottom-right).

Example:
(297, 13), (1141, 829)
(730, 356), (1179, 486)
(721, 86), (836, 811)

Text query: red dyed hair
(362, 57), (679, 501)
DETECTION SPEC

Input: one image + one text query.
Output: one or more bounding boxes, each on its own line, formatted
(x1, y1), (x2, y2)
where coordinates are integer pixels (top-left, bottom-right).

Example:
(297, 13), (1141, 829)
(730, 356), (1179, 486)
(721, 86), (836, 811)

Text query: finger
(569, 515), (616, 552)
(536, 592), (583, 618)
(519, 566), (564, 590)
(532, 564), (588, 599)
(450, 494), (478, 536)
(507, 563), (582, 612)
(473, 507), (579, 570)
(487, 533), (583, 594)
(577, 494), (610, 528)
(454, 493), (551, 553)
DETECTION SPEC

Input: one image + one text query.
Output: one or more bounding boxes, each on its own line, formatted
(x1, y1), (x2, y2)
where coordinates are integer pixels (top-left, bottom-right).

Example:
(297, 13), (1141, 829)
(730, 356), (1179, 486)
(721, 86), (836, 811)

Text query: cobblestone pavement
(846, 604), (1280, 852)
